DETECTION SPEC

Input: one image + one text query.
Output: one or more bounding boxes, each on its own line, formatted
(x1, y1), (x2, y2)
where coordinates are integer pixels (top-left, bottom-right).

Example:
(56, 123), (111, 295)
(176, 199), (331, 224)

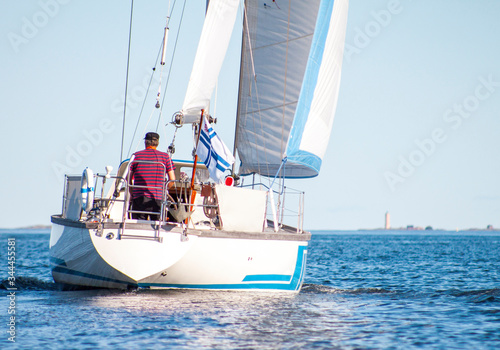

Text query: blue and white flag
(196, 117), (235, 183)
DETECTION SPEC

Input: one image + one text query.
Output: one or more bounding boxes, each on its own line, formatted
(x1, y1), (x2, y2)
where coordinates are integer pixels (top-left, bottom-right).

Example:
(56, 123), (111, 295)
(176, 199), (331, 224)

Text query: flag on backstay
(196, 117), (235, 183)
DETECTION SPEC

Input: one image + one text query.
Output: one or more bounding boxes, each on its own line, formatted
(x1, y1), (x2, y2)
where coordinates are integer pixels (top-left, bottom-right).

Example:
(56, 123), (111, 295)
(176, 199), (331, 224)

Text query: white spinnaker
(181, 0), (240, 123)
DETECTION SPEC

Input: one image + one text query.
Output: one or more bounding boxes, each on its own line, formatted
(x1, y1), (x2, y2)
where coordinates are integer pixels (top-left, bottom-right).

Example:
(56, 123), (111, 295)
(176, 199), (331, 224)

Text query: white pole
(268, 190), (279, 232)
(160, 19), (169, 65)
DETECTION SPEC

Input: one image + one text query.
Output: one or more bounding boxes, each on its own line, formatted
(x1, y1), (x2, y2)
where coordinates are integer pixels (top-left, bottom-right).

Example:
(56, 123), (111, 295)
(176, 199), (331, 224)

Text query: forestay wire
(122, 0), (187, 158)
(120, 0), (135, 164)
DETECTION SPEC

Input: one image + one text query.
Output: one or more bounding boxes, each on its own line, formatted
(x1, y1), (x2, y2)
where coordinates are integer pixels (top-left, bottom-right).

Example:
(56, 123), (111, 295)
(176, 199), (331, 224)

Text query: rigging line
(236, 1), (264, 177)
(243, 1), (256, 79)
(129, 0), (175, 157)
(126, 42), (163, 158)
(120, 0), (135, 163)
(275, 0), (292, 198)
(280, 0), (291, 162)
(242, 2), (270, 178)
(231, 0), (245, 174)
(269, 158), (287, 192)
(132, 100), (161, 155)
(156, 0), (187, 131)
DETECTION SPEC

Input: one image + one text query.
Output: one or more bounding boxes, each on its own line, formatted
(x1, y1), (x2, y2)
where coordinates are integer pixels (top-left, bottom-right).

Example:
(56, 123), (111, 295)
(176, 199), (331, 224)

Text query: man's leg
(141, 197), (161, 220)
(131, 197), (148, 220)
(148, 198), (162, 221)
(132, 197), (162, 220)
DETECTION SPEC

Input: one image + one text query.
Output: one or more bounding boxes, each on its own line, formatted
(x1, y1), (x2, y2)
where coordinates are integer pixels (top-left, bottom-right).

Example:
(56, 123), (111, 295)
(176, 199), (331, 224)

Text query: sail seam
(251, 33), (314, 51)
(279, 0), (292, 173)
(239, 101), (297, 116)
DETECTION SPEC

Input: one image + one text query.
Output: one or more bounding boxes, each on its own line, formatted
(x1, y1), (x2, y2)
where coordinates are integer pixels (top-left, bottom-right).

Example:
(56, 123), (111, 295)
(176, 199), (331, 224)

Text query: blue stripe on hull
(50, 257), (67, 267)
(139, 246), (308, 291)
(242, 274), (292, 282)
(51, 264), (132, 286)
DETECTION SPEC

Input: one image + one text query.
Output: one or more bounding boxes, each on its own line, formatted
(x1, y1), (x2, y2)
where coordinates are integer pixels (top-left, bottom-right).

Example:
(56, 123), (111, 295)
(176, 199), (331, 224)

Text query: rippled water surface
(1, 230), (499, 349)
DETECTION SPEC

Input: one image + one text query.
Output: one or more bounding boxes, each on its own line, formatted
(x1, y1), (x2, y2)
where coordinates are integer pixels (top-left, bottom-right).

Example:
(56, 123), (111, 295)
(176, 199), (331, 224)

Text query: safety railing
(119, 160), (219, 241)
(74, 164), (305, 238)
(62, 163), (220, 241)
(120, 160), (168, 241)
(278, 186), (305, 234)
(240, 182), (305, 234)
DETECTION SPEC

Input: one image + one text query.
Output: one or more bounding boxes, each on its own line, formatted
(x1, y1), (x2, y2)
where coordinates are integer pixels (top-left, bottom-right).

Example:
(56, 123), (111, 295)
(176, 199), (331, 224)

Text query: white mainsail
(235, 0), (349, 178)
(181, 0), (240, 123)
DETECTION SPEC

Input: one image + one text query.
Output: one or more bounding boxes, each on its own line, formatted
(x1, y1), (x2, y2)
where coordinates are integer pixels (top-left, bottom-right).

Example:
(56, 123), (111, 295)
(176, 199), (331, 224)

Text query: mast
(120, 0), (135, 163)
(231, 1), (247, 175)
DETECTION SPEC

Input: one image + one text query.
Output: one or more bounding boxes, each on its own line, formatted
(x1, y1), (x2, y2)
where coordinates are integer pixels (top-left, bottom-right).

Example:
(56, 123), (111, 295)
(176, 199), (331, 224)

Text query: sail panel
(285, 0), (349, 177)
(181, 0), (240, 123)
(236, 0), (348, 178)
(236, 0), (322, 177)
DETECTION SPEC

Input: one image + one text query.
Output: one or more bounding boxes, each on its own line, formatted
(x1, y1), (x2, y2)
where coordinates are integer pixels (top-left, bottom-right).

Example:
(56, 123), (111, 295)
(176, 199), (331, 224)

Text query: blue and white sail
(235, 0), (349, 178)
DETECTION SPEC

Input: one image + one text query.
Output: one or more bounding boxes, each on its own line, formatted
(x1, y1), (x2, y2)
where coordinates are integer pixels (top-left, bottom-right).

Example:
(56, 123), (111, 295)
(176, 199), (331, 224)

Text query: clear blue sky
(1, 0), (499, 230)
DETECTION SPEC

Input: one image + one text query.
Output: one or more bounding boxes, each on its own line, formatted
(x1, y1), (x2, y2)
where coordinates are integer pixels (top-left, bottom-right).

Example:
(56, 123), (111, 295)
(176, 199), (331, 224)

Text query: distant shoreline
(313, 228), (500, 233)
(0, 225), (51, 230)
(1, 225), (498, 232)
(356, 227), (500, 232)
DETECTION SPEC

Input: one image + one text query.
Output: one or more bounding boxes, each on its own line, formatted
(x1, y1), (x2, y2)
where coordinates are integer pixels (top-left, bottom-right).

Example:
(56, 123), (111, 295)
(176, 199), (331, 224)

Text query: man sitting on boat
(129, 132), (175, 220)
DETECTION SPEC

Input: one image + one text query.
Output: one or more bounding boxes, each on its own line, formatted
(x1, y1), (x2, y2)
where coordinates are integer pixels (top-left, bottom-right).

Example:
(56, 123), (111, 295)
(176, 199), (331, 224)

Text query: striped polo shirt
(130, 148), (175, 201)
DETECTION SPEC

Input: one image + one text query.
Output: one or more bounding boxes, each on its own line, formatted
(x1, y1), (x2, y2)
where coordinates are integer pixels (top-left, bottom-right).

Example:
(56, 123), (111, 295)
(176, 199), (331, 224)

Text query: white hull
(50, 216), (309, 292)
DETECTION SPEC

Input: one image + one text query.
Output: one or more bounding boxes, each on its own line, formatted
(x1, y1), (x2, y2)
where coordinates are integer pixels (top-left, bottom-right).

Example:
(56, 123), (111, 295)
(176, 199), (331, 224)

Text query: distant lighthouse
(385, 211), (390, 230)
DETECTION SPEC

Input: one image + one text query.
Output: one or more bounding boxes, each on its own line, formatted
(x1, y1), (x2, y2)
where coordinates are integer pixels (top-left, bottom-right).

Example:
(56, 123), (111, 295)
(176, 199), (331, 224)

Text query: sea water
(0, 230), (499, 349)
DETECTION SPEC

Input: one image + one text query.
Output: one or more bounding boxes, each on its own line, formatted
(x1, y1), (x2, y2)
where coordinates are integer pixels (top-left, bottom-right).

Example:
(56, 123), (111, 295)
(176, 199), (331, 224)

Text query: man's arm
(167, 170), (176, 189)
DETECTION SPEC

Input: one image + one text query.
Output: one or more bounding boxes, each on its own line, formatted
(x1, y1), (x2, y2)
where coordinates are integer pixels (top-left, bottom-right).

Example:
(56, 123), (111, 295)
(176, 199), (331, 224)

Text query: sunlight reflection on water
(1, 232), (499, 349)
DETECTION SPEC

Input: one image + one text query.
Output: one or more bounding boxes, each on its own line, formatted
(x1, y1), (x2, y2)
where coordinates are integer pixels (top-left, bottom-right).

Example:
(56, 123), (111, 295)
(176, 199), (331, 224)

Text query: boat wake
(443, 288), (500, 303)
(1, 276), (61, 291)
(302, 284), (394, 295)
(302, 284), (500, 302)
(3, 277), (497, 303)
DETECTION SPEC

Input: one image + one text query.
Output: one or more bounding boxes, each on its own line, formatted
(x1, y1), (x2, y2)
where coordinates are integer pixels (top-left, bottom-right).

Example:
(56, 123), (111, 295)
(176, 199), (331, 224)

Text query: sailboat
(49, 0), (349, 291)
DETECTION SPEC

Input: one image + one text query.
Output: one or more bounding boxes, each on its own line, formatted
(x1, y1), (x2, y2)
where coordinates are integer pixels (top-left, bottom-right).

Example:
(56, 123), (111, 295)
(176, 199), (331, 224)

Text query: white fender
(81, 167), (95, 213)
